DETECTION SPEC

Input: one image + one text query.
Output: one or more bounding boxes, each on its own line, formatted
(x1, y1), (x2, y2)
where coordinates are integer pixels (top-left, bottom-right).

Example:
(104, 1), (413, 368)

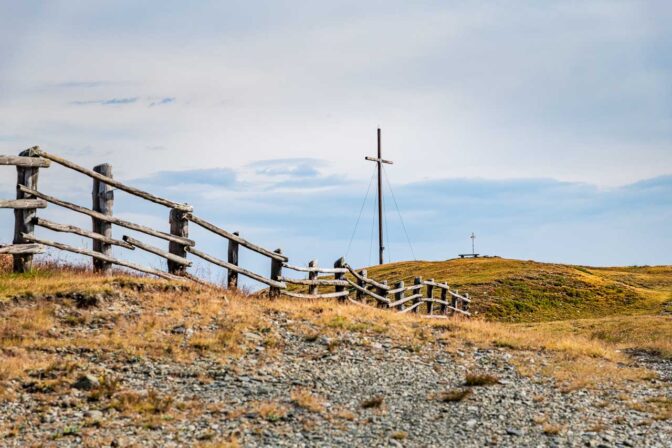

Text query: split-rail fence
(0, 147), (471, 318)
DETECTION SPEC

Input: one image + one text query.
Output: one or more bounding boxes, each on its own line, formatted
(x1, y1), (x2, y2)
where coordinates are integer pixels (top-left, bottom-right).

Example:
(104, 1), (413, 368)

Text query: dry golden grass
(0, 264), (668, 398)
(365, 257), (672, 321)
(109, 389), (174, 415)
(464, 372), (499, 387)
(433, 388), (472, 402)
(390, 431), (408, 440)
(255, 401), (288, 422)
(196, 442), (240, 448)
(361, 396), (384, 409)
(542, 423), (563, 435)
(331, 408), (357, 421)
(290, 388), (325, 413)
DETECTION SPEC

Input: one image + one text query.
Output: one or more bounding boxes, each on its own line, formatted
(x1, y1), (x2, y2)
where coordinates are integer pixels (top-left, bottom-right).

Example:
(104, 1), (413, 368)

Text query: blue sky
(1, 1), (671, 285)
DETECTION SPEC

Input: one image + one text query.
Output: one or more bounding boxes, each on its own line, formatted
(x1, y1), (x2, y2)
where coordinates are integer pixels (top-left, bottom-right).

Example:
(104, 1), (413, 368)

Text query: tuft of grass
(291, 388), (325, 413)
(196, 440), (240, 448)
(464, 372), (499, 387)
(435, 388), (472, 402)
(332, 408), (356, 421)
(361, 396), (384, 409)
(542, 423), (562, 435)
(255, 401), (288, 422)
(109, 389), (173, 415)
(87, 374), (120, 402)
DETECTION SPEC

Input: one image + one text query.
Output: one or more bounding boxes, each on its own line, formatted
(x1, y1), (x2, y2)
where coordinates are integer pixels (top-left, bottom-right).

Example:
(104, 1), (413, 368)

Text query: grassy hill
(364, 258), (672, 322)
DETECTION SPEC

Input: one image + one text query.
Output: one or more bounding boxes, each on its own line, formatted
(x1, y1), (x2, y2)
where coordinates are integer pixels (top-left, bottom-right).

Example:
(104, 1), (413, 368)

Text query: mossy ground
(363, 258), (672, 322)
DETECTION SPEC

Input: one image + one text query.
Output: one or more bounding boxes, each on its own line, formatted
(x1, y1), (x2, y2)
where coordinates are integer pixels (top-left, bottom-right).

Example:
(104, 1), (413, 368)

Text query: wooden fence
(0, 146), (471, 318)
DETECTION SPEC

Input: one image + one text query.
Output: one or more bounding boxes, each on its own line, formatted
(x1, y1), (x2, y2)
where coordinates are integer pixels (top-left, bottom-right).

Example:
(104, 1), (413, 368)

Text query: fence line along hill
(1, 147), (471, 318)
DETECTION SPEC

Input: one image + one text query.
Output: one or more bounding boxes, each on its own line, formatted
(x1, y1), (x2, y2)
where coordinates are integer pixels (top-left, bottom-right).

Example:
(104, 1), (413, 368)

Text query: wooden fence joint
(269, 248), (284, 298)
(168, 208), (189, 275)
(12, 147), (42, 273)
(92, 163), (113, 274)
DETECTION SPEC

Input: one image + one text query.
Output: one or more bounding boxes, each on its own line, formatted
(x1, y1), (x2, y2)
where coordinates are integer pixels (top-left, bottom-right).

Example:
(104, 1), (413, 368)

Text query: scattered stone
(72, 374), (100, 391)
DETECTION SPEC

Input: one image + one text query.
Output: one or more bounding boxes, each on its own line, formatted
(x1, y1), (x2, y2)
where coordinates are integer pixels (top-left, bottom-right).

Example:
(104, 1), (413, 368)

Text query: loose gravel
(0, 311), (670, 447)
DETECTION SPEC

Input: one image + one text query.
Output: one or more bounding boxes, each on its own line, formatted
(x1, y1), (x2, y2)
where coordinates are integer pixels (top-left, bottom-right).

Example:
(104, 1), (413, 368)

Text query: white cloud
(1, 0), (670, 190)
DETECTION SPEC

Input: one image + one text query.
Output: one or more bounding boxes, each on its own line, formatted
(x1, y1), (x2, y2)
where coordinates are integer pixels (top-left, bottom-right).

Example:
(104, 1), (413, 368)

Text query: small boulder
(72, 374), (100, 391)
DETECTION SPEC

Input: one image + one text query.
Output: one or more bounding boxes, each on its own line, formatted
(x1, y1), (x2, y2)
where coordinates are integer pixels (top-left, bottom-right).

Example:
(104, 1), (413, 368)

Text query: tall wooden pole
(376, 128), (384, 265)
(365, 128), (393, 265)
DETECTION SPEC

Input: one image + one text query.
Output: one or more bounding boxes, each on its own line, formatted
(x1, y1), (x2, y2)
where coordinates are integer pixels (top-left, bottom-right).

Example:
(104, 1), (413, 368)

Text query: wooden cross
(365, 128), (393, 265)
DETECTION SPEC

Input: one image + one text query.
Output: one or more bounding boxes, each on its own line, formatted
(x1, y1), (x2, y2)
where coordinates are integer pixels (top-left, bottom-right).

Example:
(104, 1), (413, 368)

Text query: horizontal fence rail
(0, 199), (47, 209)
(186, 213), (288, 262)
(0, 155), (51, 167)
(123, 235), (192, 267)
(33, 217), (135, 250)
(30, 148), (192, 212)
(1, 146), (474, 319)
(0, 243), (46, 255)
(23, 233), (182, 281)
(18, 185), (194, 246)
(185, 246), (286, 289)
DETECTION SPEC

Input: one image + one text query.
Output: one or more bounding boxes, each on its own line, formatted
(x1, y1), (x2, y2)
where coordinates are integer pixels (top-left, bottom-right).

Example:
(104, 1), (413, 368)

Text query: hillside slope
(0, 268), (670, 446)
(365, 258), (672, 322)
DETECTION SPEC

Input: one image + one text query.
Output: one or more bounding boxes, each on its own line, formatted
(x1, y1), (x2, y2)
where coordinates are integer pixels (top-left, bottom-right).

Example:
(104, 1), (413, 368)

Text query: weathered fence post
(227, 231), (240, 289)
(463, 293), (470, 313)
(394, 280), (404, 311)
(269, 248), (283, 298)
(13, 147), (41, 273)
(413, 276), (422, 313)
(334, 257), (346, 302)
(378, 280), (388, 308)
(450, 290), (458, 315)
(356, 269), (367, 301)
(92, 164), (113, 274)
(426, 278), (435, 315)
(439, 286), (448, 315)
(168, 208), (189, 275)
(308, 260), (318, 295)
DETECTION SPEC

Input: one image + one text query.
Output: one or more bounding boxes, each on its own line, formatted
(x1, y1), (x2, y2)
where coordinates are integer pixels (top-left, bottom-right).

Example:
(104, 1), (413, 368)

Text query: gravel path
(0, 311), (670, 447)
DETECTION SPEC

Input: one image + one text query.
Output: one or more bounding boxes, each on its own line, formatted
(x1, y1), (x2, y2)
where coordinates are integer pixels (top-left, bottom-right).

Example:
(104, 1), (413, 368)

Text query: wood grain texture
(13, 148), (41, 272)
(345, 265), (390, 291)
(23, 233), (182, 281)
(0, 154), (50, 167)
(269, 248), (284, 298)
(32, 148), (192, 211)
(0, 243), (45, 255)
(92, 164), (114, 274)
(281, 290), (349, 300)
(18, 185), (194, 246)
(187, 213), (287, 261)
(168, 208), (189, 275)
(0, 199), (47, 209)
(346, 279), (390, 304)
(227, 231), (240, 289)
(333, 257), (347, 302)
(307, 260), (318, 295)
(123, 235), (192, 266)
(34, 217), (134, 249)
(282, 263), (348, 274)
(279, 277), (349, 287)
(186, 246), (286, 289)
